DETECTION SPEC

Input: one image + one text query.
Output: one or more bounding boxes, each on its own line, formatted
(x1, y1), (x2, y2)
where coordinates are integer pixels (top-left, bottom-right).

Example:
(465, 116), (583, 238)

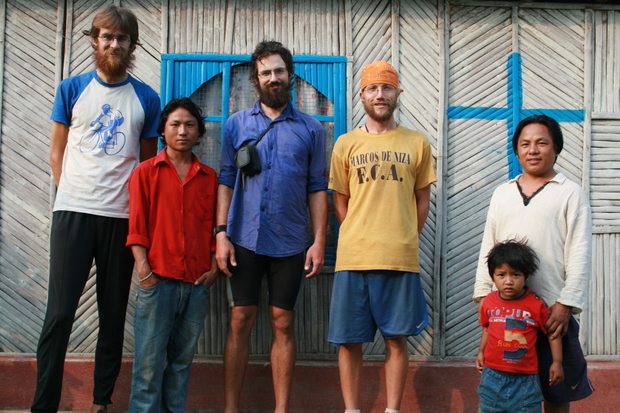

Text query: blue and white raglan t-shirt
(51, 70), (160, 218)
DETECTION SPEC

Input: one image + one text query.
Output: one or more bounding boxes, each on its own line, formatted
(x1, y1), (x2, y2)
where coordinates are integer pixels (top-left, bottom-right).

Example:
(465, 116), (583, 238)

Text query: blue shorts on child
(478, 367), (543, 413)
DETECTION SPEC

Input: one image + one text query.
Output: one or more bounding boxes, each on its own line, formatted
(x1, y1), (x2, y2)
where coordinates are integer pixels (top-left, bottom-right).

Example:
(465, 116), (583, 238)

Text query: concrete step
(1, 356), (617, 412)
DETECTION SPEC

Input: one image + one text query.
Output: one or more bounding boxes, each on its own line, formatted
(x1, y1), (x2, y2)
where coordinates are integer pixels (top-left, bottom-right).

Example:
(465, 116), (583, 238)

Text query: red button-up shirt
(127, 149), (217, 283)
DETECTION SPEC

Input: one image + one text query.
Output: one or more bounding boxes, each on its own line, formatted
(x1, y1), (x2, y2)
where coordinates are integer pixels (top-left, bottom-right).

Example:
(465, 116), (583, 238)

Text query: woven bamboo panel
(590, 119), (620, 231)
(0, 0), (57, 353)
(586, 233), (620, 355)
(398, 0), (441, 357)
(445, 5), (513, 357)
(1, 0), (620, 361)
(593, 10), (620, 114)
(165, 0), (347, 56)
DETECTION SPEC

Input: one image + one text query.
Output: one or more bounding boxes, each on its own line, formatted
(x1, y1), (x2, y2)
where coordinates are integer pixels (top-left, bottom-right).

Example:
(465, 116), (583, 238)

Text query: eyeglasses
(363, 84), (397, 95)
(98, 34), (131, 46)
(258, 68), (288, 79)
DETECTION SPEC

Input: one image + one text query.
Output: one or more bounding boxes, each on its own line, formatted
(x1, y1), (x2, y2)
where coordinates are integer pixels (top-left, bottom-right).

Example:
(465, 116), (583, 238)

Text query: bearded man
(327, 61), (436, 413)
(32, 6), (160, 413)
(216, 41), (327, 413)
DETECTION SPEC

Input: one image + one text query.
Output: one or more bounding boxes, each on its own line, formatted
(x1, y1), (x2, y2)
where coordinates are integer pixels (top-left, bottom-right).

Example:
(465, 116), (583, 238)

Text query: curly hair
(249, 41), (294, 86)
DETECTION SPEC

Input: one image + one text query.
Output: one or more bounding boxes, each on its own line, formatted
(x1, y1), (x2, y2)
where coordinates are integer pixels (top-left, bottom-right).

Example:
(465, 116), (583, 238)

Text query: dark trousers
(32, 211), (134, 412)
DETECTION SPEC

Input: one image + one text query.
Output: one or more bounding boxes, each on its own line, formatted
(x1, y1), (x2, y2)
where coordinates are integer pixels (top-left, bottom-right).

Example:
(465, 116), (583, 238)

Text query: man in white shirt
(473, 115), (593, 413)
(32, 6), (160, 413)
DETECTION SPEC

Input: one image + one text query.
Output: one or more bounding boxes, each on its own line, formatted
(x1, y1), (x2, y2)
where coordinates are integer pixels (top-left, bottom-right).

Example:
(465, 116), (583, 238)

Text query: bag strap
(254, 122), (275, 145)
(241, 122), (275, 188)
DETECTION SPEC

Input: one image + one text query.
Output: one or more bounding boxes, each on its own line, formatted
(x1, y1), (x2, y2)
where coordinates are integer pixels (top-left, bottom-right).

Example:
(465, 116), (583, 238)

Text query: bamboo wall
(0, 0), (618, 359)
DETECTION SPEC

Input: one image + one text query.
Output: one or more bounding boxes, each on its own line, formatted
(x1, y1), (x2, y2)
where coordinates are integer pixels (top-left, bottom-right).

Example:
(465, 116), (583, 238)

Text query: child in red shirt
(476, 240), (563, 413)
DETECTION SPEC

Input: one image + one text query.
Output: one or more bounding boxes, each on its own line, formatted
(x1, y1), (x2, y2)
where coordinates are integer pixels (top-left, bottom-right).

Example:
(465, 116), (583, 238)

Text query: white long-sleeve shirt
(473, 172), (592, 314)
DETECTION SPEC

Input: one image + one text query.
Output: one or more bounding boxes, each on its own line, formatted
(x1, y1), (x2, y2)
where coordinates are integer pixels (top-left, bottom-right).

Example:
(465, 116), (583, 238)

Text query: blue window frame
(161, 54), (348, 266)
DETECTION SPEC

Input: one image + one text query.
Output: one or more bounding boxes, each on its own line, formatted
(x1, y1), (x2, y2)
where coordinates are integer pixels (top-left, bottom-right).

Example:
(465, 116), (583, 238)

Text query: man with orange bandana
(328, 61), (436, 413)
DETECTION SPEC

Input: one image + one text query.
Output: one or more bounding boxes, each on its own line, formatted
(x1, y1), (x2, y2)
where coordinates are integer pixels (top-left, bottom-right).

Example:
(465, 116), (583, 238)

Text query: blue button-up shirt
(219, 101), (327, 257)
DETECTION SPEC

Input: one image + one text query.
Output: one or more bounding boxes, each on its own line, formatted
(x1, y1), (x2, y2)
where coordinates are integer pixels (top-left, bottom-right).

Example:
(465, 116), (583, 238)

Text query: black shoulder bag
(234, 122), (275, 177)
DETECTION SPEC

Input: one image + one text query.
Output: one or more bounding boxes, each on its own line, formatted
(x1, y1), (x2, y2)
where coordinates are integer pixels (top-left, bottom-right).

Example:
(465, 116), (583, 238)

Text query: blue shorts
(478, 367), (543, 413)
(536, 316), (594, 403)
(328, 270), (428, 345)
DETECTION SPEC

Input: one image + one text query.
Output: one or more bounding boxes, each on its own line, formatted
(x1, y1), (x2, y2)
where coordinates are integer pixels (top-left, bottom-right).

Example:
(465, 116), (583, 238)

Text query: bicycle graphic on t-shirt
(79, 104), (127, 155)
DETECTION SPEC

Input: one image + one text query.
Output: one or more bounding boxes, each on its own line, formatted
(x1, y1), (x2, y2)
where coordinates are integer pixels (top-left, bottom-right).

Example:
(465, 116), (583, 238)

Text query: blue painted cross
(447, 53), (585, 178)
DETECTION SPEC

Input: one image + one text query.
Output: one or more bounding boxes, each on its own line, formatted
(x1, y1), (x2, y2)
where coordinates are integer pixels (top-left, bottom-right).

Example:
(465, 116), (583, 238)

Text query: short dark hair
(512, 115), (563, 156)
(486, 239), (539, 280)
(249, 41), (294, 86)
(158, 98), (206, 137)
(83, 6), (141, 47)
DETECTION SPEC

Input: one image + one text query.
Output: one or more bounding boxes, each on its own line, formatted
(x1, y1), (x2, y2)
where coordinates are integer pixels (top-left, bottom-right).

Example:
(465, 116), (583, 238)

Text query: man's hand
(215, 233), (236, 277)
(304, 241), (325, 278)
(196, 253), (219, 287)
(306, 190), (327, 278)
(139, 270), (160, 289)
(136, 260), (158, 288)
(132, 245), (159, 288)
(546, 302), (572, 340)
(50, 121), (69, 186)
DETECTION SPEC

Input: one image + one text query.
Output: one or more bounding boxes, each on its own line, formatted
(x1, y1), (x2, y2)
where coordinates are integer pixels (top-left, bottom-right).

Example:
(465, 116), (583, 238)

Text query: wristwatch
(213, 225), (227, 236)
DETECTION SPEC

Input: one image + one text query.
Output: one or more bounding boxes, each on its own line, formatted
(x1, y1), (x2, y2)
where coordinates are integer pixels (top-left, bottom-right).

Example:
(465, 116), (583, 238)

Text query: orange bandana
(361, 61), (399, 90)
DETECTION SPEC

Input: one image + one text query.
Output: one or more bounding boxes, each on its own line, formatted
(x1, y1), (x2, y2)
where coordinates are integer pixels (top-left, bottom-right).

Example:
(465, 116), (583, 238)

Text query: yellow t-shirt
(329, 126), (436, 272)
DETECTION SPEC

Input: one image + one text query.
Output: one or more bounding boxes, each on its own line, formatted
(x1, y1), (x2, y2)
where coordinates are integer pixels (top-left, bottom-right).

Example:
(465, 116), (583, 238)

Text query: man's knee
(269, 307), (295, 335)
(384, 336), (408, 355)
(385, 336), (407, 347)
(229, 306), (258, 334)
(340, 342), (363, 356)
(44, 308), (77, 334)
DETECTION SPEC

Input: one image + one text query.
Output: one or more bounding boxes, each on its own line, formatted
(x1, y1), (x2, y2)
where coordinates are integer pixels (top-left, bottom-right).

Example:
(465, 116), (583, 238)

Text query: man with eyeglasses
(216, 41), (327, 413)
(328, 61), (436, 413)
(32, 6), (160, 413)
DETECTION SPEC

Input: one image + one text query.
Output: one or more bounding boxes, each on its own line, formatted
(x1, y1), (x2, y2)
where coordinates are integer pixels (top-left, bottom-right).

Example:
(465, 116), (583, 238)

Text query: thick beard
(94, 48), (134, 80)
(257, 81), (292, 110)
(363, 99), (399, 122)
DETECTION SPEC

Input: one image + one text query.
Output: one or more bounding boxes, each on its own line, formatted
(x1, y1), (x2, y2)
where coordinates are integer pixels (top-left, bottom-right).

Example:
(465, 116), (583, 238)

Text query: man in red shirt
(126, 98), (218, 411)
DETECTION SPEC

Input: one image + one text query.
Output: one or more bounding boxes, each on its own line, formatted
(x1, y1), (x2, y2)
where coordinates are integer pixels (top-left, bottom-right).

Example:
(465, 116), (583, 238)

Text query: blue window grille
(161, 54), (348, 266)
